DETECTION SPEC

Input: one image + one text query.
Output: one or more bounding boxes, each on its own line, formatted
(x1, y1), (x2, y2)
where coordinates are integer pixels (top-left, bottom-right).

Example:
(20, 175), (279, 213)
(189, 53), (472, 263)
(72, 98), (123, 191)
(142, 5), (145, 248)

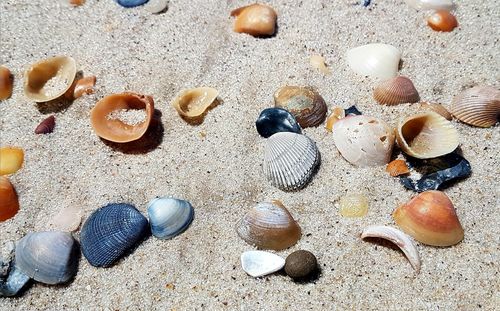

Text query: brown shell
(373, 76), (420, 105)
(419, 102), (452, 120)
(0, 176), (19, 222)
(231, 3), (277, 37)
(427, 10), (458, 32)
(274, 86), (327, 128)
(450, 86), (500, 128)
(0, 66), (13, 100)
(35, 115), (56, 134)
(90, 92), (154, 143)
(386, 159), (410, 177)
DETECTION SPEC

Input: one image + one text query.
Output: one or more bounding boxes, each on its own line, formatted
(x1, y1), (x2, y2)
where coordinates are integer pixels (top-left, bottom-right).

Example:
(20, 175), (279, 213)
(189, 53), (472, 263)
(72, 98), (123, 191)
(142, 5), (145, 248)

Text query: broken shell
(373, 76), (420, 105)
(274, 86), (327, 128)
(231, 3), (277, 37)
(263, 132), (320, 191)
(419, 102), (452, 120)
(73, 76), (96, 98)
(24, 56), (76, 102)
(0, 265), (31, 297)
(345, 105), (362, 116)
(0, 177), (19, 222)
(386, 159), (410, 177)
(339, 193), (369, 217)
(310, 54), (330, 75)
(0, 147), (24, 175)
(255, 107), (301, 138)
(346, 44), (401, 80)
(90, 92), (154, 143)
(0, 66), (13, 100)
(236, 200), (301, 251)
(428, 10), (458, 32)
(404, 0), (454, 10)
(48, 207), (82, 232)
(333, 115), (395, 167)
(171, 87), (218, 121)
(241, 251), (285, 278)
(35, 115), (56, 134)
(147, 197), (194, 240)
(393, 191), (464, 246)
(325, 106), (346, 132)
(396, 111), (459, 159)
(450, 86), (500, 128)
(361, 225), (421, 273)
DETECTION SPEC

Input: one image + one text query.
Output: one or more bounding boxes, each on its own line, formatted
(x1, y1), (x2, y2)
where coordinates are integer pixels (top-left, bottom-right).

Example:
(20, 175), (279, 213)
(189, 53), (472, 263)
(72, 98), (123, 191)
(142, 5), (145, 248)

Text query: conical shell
(450, 86), (500, 128)
(236, 200), (301, 251)
(404, 0), (454, 11)
(35, 115), (56, 134)
(393, 191), (464, 246)
(373, 76), (420, 105)
(396, 111), (459, 159)
(346, 44), (401, 80)
(147, 197), (194, 240)
(0, 176), (19, 222)
(263, 132), (320, 191)
(274, 86), (327, 128)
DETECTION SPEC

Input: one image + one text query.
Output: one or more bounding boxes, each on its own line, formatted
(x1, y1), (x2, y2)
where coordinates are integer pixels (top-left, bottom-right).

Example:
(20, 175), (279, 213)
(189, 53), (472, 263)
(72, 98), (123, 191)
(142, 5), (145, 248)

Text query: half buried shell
(373, 76), (420, 105)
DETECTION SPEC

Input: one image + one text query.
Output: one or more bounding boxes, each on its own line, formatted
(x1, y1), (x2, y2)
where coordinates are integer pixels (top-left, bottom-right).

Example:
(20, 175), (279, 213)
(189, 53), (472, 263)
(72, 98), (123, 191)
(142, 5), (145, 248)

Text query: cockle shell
(404, 0), (454, 11)
(24, 56), (76, 102)
(255, 107), (301, 138)
(396, 111), (459, 159)
(373, 76), (420, 105)
(0, 177), (19, 222)
(419, 102), (452, 120)
(0, 147), (24, 176)
(274, 86), (327, 128)
(428, 10), (458, 32)
(263, 132), (320, 191)
(236, 200), (301, 251)
(147, 197), (194, 240)
(231, 3), (277, 37)
(0, 66), (13, 100)
(80, 203), (149, 267)
(171, 87), (218, 122)
(15, 231), (79, 285)
(450, 86), (500, 128)
(90, 92), (154, 143)
(333, 115), (395, 167)
(241, 251), (285, 278)
(35, 115), (56, 134)
(346, 44), (401, 80)
(393, 191), (464, 246)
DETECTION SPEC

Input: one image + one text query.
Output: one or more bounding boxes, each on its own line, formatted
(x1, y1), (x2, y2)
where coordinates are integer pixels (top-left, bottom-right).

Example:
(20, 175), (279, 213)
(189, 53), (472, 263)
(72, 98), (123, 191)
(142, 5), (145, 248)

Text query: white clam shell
(333, 116), (395, 167)
(241, 250), (285, 277)
(404, 0), (454, 11)
(346, 44), (401, 80)
(263, 132), (320, 191)
(147, 197), (194, 240)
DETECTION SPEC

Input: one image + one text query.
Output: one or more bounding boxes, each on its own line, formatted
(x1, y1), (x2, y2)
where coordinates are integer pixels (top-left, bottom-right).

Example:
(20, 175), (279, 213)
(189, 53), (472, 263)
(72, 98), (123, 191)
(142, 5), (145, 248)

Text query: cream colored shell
(346, 44), (401, 80)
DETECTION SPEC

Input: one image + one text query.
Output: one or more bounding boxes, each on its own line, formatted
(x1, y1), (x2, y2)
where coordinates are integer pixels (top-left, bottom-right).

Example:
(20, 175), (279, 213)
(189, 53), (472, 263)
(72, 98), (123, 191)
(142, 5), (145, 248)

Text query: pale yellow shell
(450, 86), (500, 128)
(171, 87), (218, 121)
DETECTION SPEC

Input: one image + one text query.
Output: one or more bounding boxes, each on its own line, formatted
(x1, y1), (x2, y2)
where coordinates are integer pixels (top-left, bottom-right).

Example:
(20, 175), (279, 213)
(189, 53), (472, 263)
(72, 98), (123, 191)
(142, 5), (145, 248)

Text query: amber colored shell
(427, 10), (458, 32)
(450, 86), (500, 128)
(90, 92), (154, 143)
(231, 3), (277, 37)
(373, 76), (420, 105)
(73, 76), (96, 98)
(35, 115), (56, 134)
(325, 106), (345, 132)
(419, 102), (452, 120)
(0, 147), (24, 176)
(274, 86), (327, 128)
(386, 159), (410, 177)
(0, 176), (19, 221)
(0, 66), (13, 100)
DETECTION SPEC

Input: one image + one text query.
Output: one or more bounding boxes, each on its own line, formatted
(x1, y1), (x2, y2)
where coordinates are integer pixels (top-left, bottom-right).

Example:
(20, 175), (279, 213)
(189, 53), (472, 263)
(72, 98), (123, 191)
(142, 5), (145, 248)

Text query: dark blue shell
(115, 0), (149, 8)
(255, 108), (302, 138)
(80, 203), (149, 267)
(345, 105), (362, 116)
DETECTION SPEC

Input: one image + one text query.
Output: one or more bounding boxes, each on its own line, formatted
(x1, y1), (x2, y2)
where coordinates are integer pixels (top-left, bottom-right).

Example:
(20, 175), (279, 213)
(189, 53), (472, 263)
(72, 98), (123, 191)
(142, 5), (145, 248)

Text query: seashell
(339, 193), (369, 217)
(90, 92), (154, 143)
(404, 0), (454, 11)
(427, 10), (458, 32)
(48, 207), (82, 232)
(69, 0), (85, 6)
(450, 86), (500, 128)
(255, 107), (301, 138)
(15, 231), (79, 285)
(115, 0), (149, 8)
(325, 106), (345, 132)
(333, 115), (395, 167)
(35, 115), (56, 134)
(386, 159), (410, 177)
(240, 251), (285, 278)
(0, 147), (24, 176)
(144, 0), (169, 14)
(171, 87), (218, 122)
(345, 105), (362, 116)
(0, 265), (31, 297)
(346, 44), (401, 80)
(24, 56), (76, 102)
(284, 250), (318, 279)
(393, 190), (464, 246)
(419, 102), (452, 120)
(231, 3), (277, 37)
(361, 225), (421, 273)
(73, 76), (96, 98)
(0, 177), (19, 222)
(0, 66), (13, 100)
(263, 132), (320, 191)
(236, 200), (301, 250)
(310, 54), (330, 75)
(147, 197), (194, 240)
(80, 203), (149, 267)
(274, 86), (327, 128)
(373, 76), (420, 105)
(396, 111), (459, 159)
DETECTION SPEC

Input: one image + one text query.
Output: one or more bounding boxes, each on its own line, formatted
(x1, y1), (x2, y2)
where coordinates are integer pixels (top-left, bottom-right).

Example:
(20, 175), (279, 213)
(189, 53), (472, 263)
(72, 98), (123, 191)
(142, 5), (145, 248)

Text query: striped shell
(147, 197), (194, 240)
(274, 86), (327, 128)
(450, 86), (500, 128)
(263, 132), (320, 191)
(419, 102), (452, 120)
(373, 76), (420, 105)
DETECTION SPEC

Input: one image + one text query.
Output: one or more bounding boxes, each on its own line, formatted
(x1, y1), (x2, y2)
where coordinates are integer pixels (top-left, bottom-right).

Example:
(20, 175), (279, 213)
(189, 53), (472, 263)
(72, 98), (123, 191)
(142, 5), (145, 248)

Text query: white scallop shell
(241, 251), (285, 278)
(263, 132), (320, 191)
(346, 44), (401, 80)
(404, 0), (454, 11)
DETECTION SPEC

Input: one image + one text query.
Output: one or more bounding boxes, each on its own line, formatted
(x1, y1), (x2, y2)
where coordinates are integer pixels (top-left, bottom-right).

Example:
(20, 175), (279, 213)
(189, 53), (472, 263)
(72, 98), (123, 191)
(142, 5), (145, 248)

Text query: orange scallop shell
(0, 176), (19, 221)
(427, 10), (458, 32)
(231, 3), (277, 37)
(373, 76), (420, 105)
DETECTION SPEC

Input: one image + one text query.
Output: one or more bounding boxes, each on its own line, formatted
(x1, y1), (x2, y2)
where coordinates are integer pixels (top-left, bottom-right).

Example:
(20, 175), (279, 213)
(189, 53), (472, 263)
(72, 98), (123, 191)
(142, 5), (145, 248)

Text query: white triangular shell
(346, 44), (401, 80)
(241, 250), (285, 277)
(263, 132), (320, 191)
(404, 0), (454, 11)
(450, 86), (500, 128)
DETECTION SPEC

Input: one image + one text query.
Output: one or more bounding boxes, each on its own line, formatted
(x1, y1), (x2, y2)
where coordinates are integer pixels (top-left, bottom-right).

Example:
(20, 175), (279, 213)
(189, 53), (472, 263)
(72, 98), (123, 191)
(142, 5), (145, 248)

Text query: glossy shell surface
(147, 197), (194, 239)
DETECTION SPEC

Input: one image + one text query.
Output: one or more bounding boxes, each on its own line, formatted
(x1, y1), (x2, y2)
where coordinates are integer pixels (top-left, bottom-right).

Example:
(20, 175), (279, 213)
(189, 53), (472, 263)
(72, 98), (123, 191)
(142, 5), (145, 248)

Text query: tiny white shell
(404, 0), (454, 11)
(241, 250), (285, 277)
(346, 44), (401, 80)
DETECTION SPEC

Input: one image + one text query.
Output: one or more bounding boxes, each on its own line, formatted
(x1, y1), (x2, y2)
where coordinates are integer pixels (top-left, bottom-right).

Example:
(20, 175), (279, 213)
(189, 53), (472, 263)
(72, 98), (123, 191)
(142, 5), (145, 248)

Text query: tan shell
(450, 86), (500, 128)
(419, 102), (452, 120)
(386, 159), (410, 177)
(373, 76), (420, 105)
(274, 86), (327, 128)
(24, 56), (77, 102)
(90, 92), (154, 143)
(0, 66), (13, 100)
(396, 111), (459, 159)
(231, 3), (277, 37)
(0, 147), (24, 175)
(236, 200), (301, 251)
(171, 87), (218, 121)
(73, 76), (96, 98)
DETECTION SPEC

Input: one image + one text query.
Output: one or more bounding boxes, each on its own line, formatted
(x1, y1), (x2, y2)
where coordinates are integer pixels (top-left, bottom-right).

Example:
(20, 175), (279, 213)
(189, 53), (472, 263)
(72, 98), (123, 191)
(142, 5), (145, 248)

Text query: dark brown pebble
(35, 115), (56, 134)
(284, 250), (318, 279)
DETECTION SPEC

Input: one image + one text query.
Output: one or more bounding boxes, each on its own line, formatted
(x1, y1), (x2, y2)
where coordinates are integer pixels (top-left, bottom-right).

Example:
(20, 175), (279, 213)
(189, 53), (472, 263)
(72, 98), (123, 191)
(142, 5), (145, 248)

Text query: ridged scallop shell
(450, 86), (500, 128)
(0, 176), (19, 222)
(346, 44), (401, 80)
(236, 200), (301, 250)
(396, 111), (459, 159)
(263, 132), (320, 191)
(373, 76), (420, 105)
(274, 86), (327, 128)
(80, 203), (149, 267)
(15, 231), (79, 285)
(147, 197), (194, 240)
(419, 102), (452, 120)
(404, 0), (454, 11)
(333, 116), (395, 167)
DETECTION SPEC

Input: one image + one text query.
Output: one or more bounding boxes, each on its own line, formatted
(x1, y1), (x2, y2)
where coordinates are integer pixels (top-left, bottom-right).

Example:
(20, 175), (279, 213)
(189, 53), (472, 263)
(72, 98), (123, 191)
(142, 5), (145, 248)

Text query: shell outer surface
(373, 76), (420, 105)
(346, 43), (401, 80)
(450, 86), (500, 128)
(273, 86), (327, 128)
(147, 197), (194, 240)
(255, 107), (301, 138)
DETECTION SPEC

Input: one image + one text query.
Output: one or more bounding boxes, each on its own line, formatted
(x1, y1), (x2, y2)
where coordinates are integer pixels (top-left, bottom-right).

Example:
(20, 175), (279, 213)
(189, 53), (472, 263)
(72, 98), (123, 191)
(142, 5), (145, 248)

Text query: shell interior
(171, 87), (218, 120)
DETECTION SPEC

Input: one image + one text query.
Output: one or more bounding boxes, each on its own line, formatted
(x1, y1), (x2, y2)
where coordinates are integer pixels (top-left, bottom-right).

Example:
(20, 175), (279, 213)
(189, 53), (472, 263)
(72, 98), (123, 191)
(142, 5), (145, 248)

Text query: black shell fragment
(345, 105), (362, 116)
(255, 107), (302, 138)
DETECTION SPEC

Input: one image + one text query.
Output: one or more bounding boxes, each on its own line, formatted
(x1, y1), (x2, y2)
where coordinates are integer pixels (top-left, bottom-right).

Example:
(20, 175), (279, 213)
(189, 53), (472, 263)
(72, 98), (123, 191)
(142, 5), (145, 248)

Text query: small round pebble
(284, 250), (318, 279)
(144, 0), (169, 14)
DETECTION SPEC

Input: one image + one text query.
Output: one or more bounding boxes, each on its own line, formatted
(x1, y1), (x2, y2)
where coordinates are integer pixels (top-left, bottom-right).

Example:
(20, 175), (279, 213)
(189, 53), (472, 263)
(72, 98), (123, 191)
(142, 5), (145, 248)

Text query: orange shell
(231, 3), (277, 37)
(386, 159), (410, 177)
(325, 106), (345, 132)
(0, 147), (24, 175)
(427, 10), (458, 32)
(0, 66), (13, 100)
(373, 76), (420, 105)
(73, 76), (96, 98)
(90, 92), (154, 143)
(0, 176), (19, 221)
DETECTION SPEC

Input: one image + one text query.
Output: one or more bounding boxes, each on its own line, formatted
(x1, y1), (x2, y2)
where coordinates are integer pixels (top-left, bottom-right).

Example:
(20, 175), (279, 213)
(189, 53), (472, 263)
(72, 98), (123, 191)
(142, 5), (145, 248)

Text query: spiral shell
(450, 86), (500, 128)
(274, 86), (327, 128)
(373, 76), (420, 105)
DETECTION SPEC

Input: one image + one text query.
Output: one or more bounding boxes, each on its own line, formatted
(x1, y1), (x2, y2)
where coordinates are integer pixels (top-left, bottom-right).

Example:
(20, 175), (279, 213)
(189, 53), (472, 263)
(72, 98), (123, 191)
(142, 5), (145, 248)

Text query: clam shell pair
(263, 132), (320, 191)
(274, 86), (327, 128)
(450, 86), (499, 128)
(346, 44), (401, 80)
(373, 76), (420, 105)
(147, 197), (194, 240)
(0, 177), (19, 222)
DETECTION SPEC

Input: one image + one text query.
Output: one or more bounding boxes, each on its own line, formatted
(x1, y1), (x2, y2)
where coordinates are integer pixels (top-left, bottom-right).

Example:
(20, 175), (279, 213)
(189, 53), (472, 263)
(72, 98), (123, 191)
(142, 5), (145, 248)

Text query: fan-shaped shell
(236, 200), (301, 250)
(147, 197), (194, 240)
(15, 231), (79, 285)
(0, 176), (19, 222)
(263, 132), (320, 191)
(346, 44), (401, 80)
(396, 111), (459, 159)
(450, 86), (500, 128)
(404, 0), (454, 11)
(274, 86), (327, 127)
(373, 76), (420, 105)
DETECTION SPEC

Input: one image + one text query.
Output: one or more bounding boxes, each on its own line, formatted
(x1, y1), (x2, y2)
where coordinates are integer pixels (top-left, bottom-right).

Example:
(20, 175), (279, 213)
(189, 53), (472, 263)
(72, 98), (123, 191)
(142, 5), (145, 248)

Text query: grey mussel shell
(147, 197), (194, 240)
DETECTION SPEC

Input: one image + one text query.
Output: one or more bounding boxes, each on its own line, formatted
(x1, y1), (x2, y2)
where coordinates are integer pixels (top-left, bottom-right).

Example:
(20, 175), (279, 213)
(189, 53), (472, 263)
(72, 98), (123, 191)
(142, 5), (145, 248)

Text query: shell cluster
(274, 86), (327, 128)
(147, 197), (194, 240)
